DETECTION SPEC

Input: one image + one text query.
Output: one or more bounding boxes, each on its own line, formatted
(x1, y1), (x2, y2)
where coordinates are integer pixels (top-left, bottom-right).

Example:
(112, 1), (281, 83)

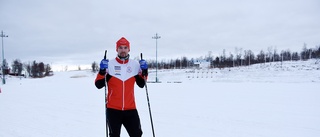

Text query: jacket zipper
(122, 59), (125, 110)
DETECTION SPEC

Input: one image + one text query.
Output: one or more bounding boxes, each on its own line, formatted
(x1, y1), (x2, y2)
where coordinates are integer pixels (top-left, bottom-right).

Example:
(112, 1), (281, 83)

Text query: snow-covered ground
(0, 59), (320, 137)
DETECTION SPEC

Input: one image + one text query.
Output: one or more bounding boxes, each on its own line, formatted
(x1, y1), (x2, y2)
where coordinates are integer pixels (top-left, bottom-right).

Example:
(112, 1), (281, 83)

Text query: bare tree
(26, 61), (52, 78)
(92, 61), (98, 72)
(257, 50), (265, 64)
(267, 46), (273, 63)
(12, 59), (23, 75)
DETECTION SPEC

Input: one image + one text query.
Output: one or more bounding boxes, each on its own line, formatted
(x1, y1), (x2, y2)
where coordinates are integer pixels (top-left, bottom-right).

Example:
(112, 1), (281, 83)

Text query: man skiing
(95, 37), (148, 137)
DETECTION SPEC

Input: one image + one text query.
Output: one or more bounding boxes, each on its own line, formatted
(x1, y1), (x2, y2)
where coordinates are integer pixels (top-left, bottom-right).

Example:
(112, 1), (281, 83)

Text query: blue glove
(139, 59), (148, 76)
(100, 59), (109, 70)
(139, 59), (148, 70)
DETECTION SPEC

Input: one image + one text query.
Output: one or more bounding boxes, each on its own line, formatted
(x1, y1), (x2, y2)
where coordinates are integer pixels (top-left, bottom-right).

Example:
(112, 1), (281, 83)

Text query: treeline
(143, 45), (320, 69)
(90, 45), (320, 71)
(91, 45), (320, 70)
(4, 59), (53, 78)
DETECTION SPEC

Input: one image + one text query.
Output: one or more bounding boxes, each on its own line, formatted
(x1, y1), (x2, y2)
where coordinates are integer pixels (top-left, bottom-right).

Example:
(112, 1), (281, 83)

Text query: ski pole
(141, 53), (156, 137)
(104, 50), (109, 137)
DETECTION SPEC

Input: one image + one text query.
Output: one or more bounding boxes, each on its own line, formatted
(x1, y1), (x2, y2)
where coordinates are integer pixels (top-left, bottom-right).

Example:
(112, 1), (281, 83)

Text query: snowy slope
(0, 60), (319, 137)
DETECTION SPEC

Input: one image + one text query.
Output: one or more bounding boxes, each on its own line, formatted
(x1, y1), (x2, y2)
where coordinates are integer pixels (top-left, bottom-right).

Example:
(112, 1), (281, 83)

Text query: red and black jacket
(95, 57), (146, 110)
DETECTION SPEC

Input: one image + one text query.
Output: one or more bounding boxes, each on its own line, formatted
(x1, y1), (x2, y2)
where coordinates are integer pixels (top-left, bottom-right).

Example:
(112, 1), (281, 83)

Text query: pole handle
(104, 50), (107, 59)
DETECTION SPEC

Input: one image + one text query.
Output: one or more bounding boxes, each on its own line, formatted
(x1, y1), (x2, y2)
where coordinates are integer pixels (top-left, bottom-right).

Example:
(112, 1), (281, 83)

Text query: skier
(95, 37), (148, 137)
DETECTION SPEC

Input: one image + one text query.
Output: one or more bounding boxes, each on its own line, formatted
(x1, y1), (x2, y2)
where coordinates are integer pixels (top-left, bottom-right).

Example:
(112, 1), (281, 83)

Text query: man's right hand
(100, 59), (109, 70)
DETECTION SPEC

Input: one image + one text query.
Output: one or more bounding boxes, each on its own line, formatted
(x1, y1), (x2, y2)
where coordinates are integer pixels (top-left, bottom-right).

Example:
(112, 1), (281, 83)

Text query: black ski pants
(107, 108), (143, 137)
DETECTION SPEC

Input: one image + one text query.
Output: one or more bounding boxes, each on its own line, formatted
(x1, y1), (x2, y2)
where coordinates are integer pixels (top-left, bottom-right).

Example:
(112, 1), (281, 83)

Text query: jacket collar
(115, 57), (129, 64)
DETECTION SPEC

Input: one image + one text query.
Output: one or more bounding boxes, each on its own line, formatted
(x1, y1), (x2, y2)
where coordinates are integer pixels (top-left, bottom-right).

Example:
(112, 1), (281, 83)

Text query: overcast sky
(1, 0), (320, 70)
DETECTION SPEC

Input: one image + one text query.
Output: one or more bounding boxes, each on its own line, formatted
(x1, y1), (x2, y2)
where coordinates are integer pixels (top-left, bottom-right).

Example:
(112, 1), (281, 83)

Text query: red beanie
(116, 37), (130, 51)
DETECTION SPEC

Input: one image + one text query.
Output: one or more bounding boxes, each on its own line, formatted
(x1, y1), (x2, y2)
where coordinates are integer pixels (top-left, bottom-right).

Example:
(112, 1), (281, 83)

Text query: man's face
(117, 45), (130, 57)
